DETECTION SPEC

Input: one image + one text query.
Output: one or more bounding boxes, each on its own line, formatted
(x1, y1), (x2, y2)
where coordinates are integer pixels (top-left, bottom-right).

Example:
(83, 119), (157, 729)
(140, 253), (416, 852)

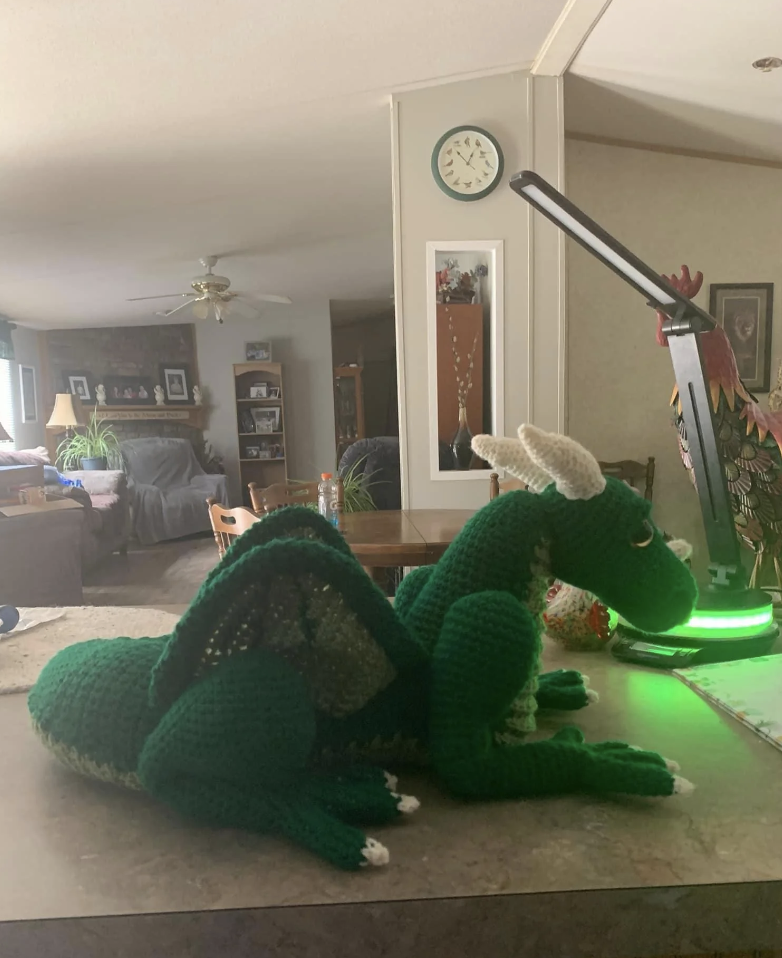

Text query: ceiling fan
(127, 256), (292, 324)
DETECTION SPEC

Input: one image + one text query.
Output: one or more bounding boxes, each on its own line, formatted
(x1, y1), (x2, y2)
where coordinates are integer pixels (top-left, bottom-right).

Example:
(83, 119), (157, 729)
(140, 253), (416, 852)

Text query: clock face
(432, 126), (504, 201)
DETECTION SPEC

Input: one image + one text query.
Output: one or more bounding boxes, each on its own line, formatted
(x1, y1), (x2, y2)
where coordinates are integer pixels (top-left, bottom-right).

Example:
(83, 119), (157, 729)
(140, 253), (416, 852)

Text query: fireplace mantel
(92, 405), (206, 428)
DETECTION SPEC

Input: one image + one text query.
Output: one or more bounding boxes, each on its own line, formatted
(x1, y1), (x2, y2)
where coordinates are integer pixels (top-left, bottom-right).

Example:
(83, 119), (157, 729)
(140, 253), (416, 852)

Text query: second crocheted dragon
(29, 425), (698, 869)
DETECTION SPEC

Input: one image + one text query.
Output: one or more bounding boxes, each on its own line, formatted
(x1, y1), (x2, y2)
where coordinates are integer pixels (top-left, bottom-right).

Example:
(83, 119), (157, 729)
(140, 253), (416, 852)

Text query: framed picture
(249, 383), (268, 399)
(104, 375), (155, 405)
(159, 364), (192, 404)
(19, 365), (37, 423)
(245, 445), (260, 459)
(268, 385), (281, 399)
(246, 341), (272, 362)
(258, 442), (271, 459)
(65, 372), (92, 403)
(251, 406), (281, 434)
(709, 283), (774, 392)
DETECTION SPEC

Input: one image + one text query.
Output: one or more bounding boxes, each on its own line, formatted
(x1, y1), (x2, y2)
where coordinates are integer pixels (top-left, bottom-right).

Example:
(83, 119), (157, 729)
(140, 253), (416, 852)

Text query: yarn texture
(29, 429), (699, 870)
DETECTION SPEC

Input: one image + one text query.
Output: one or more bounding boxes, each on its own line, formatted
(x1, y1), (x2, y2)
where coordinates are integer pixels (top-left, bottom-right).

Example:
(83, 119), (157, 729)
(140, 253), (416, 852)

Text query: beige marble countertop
(2, 635), (781, 932)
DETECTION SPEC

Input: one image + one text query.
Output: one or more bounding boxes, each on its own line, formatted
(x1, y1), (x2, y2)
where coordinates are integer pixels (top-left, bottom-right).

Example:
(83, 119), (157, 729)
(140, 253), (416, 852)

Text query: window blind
(0, 359), (15, 445)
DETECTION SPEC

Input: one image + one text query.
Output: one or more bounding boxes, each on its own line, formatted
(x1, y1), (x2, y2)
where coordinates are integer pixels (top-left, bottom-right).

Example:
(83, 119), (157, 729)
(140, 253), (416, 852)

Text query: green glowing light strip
(616, 606), (775, 640)
(672, 610), (773, 632)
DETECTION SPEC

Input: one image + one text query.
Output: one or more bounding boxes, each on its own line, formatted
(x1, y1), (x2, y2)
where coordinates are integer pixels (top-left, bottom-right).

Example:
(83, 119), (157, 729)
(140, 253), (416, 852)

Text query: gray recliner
(121, 437), (228, 545)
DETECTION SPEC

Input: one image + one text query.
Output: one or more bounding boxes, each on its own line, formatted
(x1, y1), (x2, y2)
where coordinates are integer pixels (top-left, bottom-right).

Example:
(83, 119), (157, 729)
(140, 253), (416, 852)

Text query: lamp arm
(662, 306), (745, 591)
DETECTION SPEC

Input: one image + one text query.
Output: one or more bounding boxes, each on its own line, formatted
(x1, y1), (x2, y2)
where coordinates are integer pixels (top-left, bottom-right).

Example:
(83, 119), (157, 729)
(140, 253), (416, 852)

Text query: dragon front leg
(429, 592), (692, 800)
(138, 648), (398, 869)
(536, 669), (599, 711)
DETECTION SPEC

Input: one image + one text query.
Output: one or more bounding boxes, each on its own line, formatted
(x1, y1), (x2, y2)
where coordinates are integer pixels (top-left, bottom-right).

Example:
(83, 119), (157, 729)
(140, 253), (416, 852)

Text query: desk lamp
(511, 170), (777, 667)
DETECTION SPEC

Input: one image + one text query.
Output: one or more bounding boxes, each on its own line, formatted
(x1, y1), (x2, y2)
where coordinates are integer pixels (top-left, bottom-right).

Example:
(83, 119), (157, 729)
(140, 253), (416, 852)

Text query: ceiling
(569, 0), (782, 161)
(1, 0), (566, 329)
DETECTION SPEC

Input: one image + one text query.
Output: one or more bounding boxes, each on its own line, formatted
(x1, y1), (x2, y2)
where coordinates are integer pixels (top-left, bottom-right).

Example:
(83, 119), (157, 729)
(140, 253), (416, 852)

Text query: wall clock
(431, 126), (504, 201)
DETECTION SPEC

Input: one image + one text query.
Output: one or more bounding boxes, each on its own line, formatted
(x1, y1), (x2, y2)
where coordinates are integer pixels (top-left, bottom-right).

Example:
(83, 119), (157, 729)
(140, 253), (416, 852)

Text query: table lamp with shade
(510, 170), (778, 667)
(0, 420), (10, 443)
(46, 393), (82, 439)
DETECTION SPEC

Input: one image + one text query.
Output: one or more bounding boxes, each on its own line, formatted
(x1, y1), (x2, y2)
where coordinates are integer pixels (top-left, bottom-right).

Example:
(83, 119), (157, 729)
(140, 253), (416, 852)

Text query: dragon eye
(630, 519), (655, 548)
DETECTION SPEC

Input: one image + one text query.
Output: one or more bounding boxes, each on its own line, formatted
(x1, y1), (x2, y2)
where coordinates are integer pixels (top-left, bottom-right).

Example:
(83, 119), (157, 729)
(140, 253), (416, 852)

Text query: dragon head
(472, 426), (697, 634)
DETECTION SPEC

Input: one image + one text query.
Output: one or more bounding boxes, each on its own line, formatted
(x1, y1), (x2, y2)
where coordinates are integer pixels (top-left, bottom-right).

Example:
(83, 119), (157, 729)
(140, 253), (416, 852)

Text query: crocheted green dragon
(29, 425), (698, 870)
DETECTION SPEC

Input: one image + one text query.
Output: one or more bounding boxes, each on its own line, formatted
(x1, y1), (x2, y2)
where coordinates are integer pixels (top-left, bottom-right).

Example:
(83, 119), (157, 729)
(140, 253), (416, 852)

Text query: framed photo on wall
(64, 372), (92, 403)
(709, 283), (774, 392)
(104, 375), (155, 405)
(159, 364), (192, 403)
(19, 365), (37, 423)
(246, 341), (272, 362)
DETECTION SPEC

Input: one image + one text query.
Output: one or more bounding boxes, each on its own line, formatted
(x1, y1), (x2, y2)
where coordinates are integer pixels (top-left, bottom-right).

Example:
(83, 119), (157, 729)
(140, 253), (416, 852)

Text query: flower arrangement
(435, 259), (488, 304)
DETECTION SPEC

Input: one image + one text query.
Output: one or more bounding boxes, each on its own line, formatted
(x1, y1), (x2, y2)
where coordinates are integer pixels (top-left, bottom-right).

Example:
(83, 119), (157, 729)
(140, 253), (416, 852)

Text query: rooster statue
(656, 265), (782, 588)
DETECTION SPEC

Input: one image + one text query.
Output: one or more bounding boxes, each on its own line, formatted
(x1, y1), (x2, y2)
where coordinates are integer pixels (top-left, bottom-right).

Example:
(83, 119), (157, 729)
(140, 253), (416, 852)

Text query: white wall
(10, 325), (45, 450)
(566, 138), (782, 577)
(194, 303), (336, 504)
(392, 73), (565, 509)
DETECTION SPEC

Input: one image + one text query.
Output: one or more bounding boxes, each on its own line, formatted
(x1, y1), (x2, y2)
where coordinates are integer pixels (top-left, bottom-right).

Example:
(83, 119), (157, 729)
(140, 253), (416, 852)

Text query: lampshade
(0, 420), (10, 442)
(46, 393), (81, 428)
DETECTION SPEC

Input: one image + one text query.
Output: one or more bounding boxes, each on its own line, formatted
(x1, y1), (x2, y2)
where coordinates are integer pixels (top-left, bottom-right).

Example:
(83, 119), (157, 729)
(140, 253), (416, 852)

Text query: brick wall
(44, 323), (196, 412)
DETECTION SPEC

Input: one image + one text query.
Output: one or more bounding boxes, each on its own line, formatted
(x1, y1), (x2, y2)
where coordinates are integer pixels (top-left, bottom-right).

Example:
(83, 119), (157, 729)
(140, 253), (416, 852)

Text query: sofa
(0, 446), (130, 569)
(121, 437), (228, 545)
(53, 470), (130, 565)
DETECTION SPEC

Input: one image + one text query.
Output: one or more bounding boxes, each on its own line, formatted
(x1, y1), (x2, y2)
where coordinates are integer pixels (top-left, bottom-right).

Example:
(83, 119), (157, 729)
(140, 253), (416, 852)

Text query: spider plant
(340, 455), (378, 513)
(57, 408), (121, 471)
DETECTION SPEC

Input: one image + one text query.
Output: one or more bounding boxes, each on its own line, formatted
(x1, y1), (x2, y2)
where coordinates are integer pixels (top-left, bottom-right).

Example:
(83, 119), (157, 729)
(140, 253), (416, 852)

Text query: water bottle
(318, 473), (339, 526)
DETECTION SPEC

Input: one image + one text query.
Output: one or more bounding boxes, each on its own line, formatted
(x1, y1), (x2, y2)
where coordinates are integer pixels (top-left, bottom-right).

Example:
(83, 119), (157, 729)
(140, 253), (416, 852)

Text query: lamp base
(611, 588), (779, 669)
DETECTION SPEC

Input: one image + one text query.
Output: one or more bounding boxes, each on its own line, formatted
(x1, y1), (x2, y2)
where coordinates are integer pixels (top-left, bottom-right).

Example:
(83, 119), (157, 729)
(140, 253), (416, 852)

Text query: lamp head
(46, 393), (82, 429)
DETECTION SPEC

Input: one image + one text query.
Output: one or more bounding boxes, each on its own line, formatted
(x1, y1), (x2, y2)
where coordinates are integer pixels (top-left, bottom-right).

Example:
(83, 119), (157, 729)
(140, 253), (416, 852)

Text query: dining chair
(248, 479), (344, 515)
(490, 458), (655, 502)
(206, 498), (261, 558)
(597, 458), (655, 501)
(489, 473), (527, 500)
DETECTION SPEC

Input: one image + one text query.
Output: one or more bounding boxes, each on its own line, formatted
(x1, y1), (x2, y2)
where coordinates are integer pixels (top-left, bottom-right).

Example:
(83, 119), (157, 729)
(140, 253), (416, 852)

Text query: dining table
(338, 508), (476, 569)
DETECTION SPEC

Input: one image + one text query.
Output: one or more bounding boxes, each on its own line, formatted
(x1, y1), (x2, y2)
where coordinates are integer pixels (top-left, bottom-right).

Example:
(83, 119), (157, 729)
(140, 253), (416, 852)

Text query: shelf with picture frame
(234, 362), (287, 506)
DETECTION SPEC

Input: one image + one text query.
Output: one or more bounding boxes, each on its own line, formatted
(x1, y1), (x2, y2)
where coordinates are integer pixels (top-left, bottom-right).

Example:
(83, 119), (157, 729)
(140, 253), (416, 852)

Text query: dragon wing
(150, 508), (426, 714)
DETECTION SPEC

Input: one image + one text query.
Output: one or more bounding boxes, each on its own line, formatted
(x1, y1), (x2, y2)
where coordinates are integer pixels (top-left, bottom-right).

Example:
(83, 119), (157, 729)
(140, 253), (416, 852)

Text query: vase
(451, 406), (474, 471)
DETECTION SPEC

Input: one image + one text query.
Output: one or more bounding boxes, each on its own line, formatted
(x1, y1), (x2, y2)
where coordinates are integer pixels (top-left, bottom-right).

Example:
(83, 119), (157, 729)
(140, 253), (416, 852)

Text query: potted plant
(57, 409), (121, 471)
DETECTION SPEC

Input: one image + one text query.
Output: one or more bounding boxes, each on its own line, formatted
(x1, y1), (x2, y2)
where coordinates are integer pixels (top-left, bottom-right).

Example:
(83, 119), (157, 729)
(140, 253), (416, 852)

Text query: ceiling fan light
(192, 299), (210, 320)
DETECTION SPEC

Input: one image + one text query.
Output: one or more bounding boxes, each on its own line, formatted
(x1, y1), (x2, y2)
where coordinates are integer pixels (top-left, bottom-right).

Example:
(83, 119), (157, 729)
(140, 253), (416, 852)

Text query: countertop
(2, 636), (782, 957)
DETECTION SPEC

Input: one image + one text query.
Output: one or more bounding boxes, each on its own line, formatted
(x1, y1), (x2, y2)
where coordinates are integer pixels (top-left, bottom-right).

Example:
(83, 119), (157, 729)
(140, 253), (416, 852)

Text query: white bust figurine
(154, 384), (165, 406)
(193, 385), (203, 406)
(95, 383), (107, 406)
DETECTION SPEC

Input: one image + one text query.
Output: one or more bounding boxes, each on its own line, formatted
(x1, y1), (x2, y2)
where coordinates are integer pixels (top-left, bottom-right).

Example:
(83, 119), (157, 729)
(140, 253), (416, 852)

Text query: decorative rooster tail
(657, 265), (782, 588)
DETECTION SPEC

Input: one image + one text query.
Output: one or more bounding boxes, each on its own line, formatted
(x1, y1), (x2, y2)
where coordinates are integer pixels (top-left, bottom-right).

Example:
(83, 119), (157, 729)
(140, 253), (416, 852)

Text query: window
(0, 359), (14, 446)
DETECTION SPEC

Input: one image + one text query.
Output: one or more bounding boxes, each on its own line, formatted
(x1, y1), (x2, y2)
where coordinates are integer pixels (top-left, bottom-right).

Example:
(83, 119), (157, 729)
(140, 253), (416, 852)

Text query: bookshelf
(233, 362), (287, 506)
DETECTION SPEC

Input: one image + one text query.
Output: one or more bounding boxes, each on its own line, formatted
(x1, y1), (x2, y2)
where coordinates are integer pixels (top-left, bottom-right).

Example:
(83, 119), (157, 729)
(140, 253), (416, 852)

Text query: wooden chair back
(597, 458), (655, 501)
(207, 498), (261, 557)
(490, 457), (655, 501)
(249, 479), (344, 515)
(489, 473), (527, 500)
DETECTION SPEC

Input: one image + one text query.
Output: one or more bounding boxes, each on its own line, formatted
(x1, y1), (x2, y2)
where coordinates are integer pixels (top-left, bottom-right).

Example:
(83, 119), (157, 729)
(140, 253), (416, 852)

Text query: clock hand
(456, 150), (474, 168)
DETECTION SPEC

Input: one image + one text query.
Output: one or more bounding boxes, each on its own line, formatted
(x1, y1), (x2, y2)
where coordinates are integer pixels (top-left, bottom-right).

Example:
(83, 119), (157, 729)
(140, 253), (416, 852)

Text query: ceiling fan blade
(155, 300), (195, 317)
(236, 292), (292, 305)
(255, 293), (292, 304)
(128, 293), (193, 302)
(230, 298), (262, 319)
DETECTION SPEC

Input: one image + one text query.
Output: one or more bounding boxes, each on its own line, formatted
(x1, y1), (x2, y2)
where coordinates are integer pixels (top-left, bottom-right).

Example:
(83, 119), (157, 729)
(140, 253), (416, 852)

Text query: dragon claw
(672, 775), (695, 796)
(393, 793), (420, 814)
(361, 838), (390, 867)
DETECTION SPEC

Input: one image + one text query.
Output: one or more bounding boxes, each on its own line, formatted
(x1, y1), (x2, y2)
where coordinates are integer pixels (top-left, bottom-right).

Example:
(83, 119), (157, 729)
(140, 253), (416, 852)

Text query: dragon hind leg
(138, 648), (397, 869)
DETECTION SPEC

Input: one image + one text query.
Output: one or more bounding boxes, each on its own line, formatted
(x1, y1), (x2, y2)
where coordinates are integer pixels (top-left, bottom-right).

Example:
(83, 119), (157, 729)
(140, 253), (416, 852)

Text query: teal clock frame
(431, 125), (504, 202)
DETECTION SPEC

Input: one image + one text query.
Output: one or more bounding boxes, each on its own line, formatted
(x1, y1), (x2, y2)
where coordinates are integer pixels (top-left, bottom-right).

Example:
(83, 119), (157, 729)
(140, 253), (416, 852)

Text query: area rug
(0, 606), (180, 694)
